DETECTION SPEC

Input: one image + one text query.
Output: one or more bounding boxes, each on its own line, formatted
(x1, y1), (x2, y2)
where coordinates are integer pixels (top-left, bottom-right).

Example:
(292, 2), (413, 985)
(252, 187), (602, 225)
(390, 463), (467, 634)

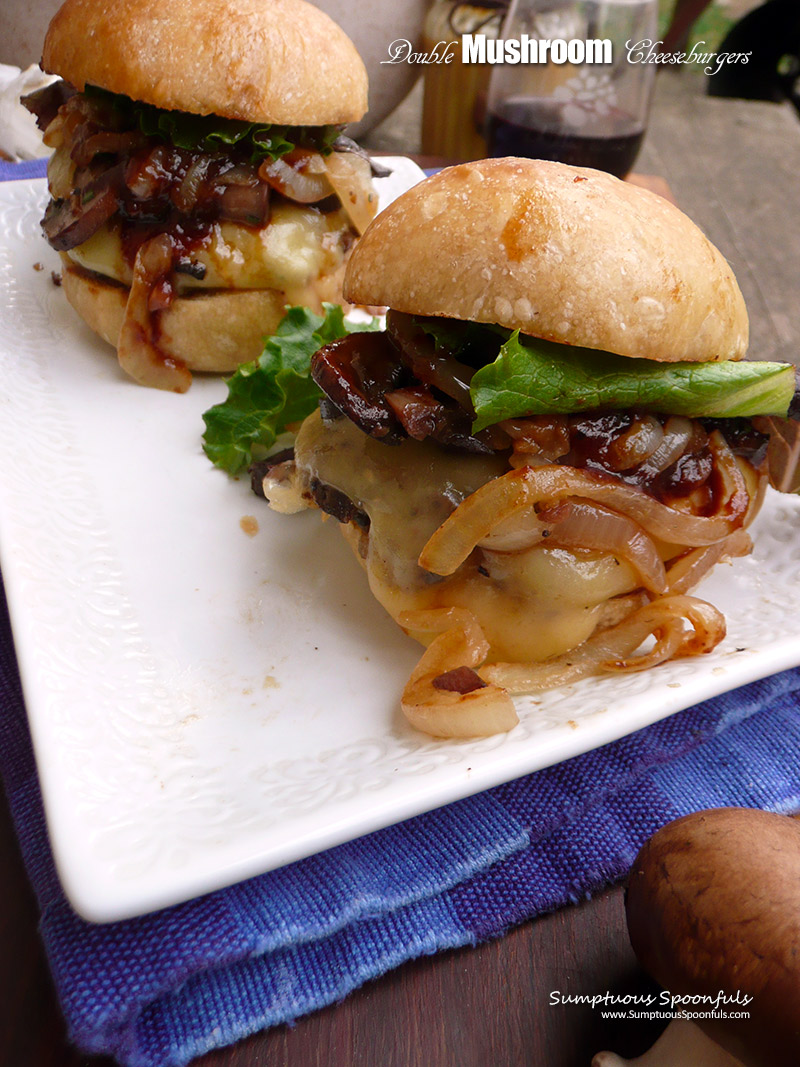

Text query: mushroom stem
(592, 1019), (745, 1067)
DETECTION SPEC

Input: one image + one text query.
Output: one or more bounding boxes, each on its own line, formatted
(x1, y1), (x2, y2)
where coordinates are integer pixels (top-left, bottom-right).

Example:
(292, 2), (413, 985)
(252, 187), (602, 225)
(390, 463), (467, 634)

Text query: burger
(23, 0), (381, 392)
(259, 158), (796, 738)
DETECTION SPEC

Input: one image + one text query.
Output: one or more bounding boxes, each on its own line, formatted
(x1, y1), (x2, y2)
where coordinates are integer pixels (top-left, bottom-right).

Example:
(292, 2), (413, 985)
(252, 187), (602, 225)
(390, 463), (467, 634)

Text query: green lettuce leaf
(202, 305), (379, 475)
(470, 332), (796, 432)
(85, 85), (340, 162)
(421, 319), (508, 362)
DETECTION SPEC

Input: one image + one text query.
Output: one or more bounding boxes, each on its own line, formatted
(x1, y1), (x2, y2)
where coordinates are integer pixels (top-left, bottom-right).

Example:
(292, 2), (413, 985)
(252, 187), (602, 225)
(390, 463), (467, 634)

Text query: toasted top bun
(42, 0), (368, 126)
(344, 158), (749, 364)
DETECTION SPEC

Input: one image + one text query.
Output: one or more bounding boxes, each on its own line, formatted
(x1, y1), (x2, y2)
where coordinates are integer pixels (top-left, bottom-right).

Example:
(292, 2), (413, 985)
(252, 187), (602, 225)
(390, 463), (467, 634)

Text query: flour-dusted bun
(30, 0), (375, 391)
(42, 0), (368, 125)
(344, 158), (748, 363)
(61, 258), (293, 372)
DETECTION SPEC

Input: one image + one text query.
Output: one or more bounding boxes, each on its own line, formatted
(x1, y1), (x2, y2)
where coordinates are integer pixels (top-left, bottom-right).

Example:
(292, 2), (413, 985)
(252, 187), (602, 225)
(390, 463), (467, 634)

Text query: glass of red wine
(486, 0), (658, 178)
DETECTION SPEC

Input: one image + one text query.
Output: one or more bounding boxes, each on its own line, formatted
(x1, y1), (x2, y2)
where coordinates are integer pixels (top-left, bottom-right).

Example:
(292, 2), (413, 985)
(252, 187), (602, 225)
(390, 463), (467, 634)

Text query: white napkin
(0, 63), (57, 161)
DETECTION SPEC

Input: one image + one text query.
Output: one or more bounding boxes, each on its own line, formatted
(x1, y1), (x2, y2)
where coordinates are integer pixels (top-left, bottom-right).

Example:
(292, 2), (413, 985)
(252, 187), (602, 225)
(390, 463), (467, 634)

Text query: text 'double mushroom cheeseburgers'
(260, 158), (797, 738)
(23, 0), (382, 392)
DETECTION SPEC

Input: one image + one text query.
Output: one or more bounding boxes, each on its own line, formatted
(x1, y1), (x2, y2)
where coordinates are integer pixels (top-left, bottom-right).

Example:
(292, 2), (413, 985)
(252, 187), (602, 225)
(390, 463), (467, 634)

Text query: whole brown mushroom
(615, 807), (800, 1067)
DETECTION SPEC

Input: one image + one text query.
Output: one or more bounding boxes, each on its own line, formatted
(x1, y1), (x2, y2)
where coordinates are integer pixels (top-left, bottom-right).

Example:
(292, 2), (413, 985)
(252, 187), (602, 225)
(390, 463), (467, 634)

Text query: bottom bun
(61, 259), (294, 374)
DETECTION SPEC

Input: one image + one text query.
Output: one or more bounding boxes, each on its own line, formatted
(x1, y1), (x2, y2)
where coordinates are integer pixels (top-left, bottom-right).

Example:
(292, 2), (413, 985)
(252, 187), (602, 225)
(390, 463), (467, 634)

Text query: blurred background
(359, 0), (784, 155)
(0, 0), (776, 153)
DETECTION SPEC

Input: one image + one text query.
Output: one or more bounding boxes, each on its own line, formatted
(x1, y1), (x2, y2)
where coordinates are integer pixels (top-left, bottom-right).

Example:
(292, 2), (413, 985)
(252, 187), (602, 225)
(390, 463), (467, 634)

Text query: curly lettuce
(85, 85), (341, 162)
(202, 305), (379, 475)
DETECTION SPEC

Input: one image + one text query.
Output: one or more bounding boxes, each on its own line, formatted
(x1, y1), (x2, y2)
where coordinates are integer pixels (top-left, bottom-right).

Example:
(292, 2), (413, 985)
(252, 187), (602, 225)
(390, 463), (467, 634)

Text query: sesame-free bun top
(344, 158), (749, 363)
(42, 0), (368, 126)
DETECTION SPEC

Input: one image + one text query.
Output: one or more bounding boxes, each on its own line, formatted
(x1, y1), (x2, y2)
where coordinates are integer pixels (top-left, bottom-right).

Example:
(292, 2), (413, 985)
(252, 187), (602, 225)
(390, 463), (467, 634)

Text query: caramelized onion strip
(541, 501), (667, 595)
(476, 506), (549, 552)
(739, 456), (769, 528)
(480, 596), (726, 693)
(478, 499), (667, 594)
(258, 150), (332, 203)
(665, 528), (753, 594)
(707, 429), (750, 524)
(397, 607), (518, 738)
(502, 416), (572, 466)
(324, 151), (379, 235)
(607, 414), (664, 470)
(637, 416), (693, 476)
(419, 463), (750, 577)
(172, 156), (211, 214)
(118, 234), (192, 393)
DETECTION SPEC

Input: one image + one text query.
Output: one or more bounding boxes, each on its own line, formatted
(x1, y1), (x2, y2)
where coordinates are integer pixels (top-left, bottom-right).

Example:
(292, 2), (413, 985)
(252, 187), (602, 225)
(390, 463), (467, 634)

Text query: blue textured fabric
(0, 157), (47, 181)
(1, 158), (800, 1065)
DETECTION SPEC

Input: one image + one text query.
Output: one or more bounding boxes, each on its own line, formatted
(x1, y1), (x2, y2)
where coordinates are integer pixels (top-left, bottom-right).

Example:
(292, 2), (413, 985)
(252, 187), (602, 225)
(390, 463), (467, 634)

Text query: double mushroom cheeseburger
(260, 158), (796, 739)
(23, 0), (381, 392)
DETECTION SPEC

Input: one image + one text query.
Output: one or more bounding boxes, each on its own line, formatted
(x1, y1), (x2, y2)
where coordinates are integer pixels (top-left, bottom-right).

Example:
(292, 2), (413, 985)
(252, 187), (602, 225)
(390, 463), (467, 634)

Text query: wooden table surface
(1, 73), (799, 1067)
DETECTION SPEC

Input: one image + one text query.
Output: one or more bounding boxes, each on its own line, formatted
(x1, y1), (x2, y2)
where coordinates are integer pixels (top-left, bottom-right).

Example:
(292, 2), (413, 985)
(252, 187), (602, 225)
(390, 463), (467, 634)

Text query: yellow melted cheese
(294, 411), (641, 663)
(66, 202), (355, 297)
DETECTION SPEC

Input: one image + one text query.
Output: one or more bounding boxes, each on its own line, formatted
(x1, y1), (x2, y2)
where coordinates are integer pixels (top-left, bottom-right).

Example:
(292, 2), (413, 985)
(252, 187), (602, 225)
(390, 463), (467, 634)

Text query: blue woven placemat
(0, 157), (47, 181)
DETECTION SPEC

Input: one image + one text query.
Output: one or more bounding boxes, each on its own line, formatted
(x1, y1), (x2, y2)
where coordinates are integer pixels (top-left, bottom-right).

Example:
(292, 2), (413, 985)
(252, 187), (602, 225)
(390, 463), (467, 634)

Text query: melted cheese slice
(294, 411), (642, 663)
(67, 201), (355, 299)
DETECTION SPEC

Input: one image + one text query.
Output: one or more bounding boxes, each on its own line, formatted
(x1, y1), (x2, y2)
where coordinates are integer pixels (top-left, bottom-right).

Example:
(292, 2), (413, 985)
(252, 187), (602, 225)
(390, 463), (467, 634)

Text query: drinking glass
(485, 0), (657, 177)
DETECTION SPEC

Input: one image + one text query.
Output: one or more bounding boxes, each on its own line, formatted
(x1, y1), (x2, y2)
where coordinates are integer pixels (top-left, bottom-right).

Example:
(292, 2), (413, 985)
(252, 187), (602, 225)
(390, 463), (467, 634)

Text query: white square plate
(1, 170), (799, 922)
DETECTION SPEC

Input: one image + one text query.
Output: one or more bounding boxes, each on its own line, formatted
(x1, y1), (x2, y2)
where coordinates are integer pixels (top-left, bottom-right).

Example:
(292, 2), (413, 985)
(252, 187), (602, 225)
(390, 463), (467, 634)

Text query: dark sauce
(562, 412), (712, 504)
(117, 217), (212, 271)
(657, 451), (714, 509)
(563, 412), (768, 509)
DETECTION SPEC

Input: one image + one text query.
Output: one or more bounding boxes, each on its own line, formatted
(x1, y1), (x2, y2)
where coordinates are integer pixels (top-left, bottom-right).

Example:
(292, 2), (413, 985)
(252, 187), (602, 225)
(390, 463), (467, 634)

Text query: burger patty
(268, 414), (766, 538)
(65, 202), (357, 296)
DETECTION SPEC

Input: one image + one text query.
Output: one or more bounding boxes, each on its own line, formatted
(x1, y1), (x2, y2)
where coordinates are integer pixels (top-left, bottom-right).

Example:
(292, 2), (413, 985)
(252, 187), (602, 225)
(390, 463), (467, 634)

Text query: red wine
(487, 99), (644, 178)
